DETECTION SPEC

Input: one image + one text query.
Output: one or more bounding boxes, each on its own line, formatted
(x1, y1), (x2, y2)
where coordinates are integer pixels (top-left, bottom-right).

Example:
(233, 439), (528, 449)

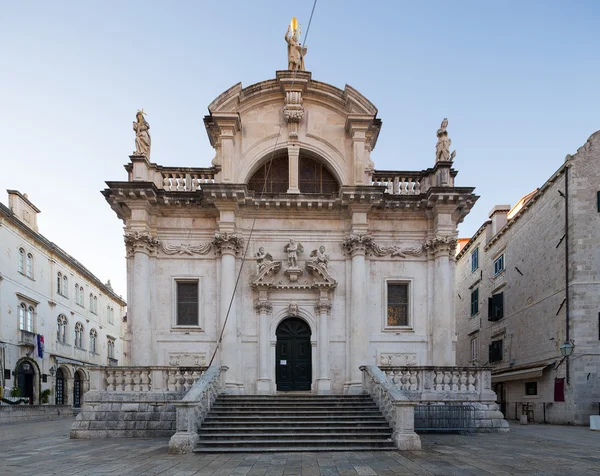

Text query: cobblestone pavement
(1, 417), (600, 475)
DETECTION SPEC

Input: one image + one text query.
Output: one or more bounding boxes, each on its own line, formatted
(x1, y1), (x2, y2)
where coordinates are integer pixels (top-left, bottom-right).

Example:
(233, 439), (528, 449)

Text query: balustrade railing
(89, 366), (208, 393)
(371, 171), (424, 195)
(161, 169), (215, 191)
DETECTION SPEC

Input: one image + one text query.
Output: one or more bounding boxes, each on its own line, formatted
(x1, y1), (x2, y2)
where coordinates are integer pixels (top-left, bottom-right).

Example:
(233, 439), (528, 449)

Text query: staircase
(194, 394), (395, 452)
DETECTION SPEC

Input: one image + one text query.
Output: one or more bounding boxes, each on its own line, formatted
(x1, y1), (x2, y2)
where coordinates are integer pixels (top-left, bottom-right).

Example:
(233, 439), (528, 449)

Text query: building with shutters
(455, 129), (600, 425)
(103, 69), (479, 395)
(0, 190), (126, 406)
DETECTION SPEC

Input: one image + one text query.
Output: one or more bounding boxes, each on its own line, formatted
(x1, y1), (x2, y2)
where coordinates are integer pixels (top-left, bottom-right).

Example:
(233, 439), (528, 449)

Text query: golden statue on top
(285, 17), (307, 71)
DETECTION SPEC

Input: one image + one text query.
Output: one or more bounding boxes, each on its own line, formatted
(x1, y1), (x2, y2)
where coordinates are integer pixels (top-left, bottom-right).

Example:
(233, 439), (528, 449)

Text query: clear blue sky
(1, 1), (599, 299)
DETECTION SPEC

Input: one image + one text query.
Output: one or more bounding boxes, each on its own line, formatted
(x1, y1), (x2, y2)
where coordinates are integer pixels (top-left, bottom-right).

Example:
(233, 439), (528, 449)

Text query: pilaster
(315, 297), (332, 394)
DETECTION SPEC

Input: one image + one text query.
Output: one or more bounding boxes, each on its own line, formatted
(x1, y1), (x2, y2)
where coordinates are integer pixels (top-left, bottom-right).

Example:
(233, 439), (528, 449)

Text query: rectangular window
(554, 378), (565, 402)
(489, 339), (503, 362)
(471, 288), (479, 316)
(471, 248), (479, 273)
(177, 281), (199, 326)
(494, 254), (505, 276)
(525, 382), (537, 396)
(471, 337), (478, 361)
(488, 292), (504, 321)
(387, 282), (409, 327)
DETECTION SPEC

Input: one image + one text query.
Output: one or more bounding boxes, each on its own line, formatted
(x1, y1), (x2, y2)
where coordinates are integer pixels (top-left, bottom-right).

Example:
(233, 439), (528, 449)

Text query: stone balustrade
(161, 169), (215, 192)
(169, 365), (228, 454)
(360, 365), (422, 450)
(379, 366), (496, 402)
(371, 171), (424, 195)
(89, 366), (208, 393)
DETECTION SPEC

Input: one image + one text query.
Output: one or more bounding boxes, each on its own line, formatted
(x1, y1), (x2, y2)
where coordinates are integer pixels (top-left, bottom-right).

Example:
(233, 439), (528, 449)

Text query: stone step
(197, 432), (392, 440)
(204, 415), (388, 422)
(201, 420), (391, 428)
(208, 410), (383, 417)
(211, 404), (379, 410)
(195, 438), (395, 448)
(193, 445), (395, 453)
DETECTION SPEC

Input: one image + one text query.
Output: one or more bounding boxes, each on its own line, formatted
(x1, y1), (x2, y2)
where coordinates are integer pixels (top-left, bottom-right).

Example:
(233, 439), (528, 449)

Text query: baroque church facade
(104, 69), (477, 395)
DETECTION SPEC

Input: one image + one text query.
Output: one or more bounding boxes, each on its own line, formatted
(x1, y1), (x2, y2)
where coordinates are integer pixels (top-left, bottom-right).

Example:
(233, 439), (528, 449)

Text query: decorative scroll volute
(283, 90), (304, 139)
(124, 231), (160, 257)
(424, 235), (458, 257)
(341, 233), (373, 257)
(315, 300), (332, 315)
(254, 300), (273, 315)
(212, 232), (244, 256)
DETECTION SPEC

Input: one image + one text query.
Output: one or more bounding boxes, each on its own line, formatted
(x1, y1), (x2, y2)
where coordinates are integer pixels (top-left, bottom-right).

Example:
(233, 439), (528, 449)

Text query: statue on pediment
(255, 247), (273, 273)
(435, 117), (456, 162)
(310, 245), (329, 269)
(133, 109), (151, 158)
(284, 239), (303, 268)
(285, 18), (307, 71)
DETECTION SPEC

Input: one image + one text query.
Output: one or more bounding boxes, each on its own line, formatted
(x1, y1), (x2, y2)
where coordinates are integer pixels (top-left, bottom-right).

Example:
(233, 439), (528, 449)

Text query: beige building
(455, 130), (600, 425)
(0, 190), (126, 406)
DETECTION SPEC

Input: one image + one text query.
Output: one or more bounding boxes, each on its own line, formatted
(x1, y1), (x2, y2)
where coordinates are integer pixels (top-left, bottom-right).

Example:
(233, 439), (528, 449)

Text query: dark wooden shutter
(177, 282), (199, 326)
(488, 297), (493, 319)
(554, 378), (565, 402)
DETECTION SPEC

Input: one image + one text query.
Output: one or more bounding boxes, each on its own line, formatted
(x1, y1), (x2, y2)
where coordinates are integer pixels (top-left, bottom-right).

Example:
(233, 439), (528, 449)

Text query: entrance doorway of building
(17, 361), (34, 404)
(276, 317), (311, 391)
(56, 368), (66, 405)
(494, 382), (506, 417)
(73, 371), (82, 408)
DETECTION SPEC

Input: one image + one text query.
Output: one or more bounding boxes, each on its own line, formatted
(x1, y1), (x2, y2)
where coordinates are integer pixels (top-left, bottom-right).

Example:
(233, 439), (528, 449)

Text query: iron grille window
(494, 254), (505, 276)
(298, 155), (339, 194)
(470, 288), (479, 316)
(177, 281), (199, 326)
(488, 292), (504, 321)
(471, 248), (479, 273)
(387, 283), (409, 326)
(248, 155), (289, 194)
(489, 339), (503, 363)
(525, 382), (537, 396)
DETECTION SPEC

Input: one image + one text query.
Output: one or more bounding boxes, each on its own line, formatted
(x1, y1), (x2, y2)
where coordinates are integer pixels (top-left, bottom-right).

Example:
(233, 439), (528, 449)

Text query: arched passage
(55, 367), (67, 405)
(73, 369), (85, 408)
(16, 360), (35, 404)
(275, 317), (312, 391)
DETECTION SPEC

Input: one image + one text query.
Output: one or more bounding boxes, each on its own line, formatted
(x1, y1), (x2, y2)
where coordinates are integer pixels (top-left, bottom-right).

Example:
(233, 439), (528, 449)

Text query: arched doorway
(73, 370), (83, 408)
(276, 317), (311, 391)
(55, 368), (66, 405)
(17, 360), (35, 404)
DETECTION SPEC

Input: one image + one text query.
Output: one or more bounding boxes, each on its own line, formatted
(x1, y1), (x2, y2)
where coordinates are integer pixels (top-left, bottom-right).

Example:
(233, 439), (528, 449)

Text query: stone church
(103, 67), (477, 395)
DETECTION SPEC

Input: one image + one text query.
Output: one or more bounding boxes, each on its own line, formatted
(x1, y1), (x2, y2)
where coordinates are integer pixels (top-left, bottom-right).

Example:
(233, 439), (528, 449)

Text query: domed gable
(204, 71), (381, 188)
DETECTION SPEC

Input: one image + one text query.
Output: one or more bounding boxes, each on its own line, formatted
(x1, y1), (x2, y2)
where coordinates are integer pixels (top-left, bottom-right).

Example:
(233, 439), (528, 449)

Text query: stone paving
(1, 417), (600, 475)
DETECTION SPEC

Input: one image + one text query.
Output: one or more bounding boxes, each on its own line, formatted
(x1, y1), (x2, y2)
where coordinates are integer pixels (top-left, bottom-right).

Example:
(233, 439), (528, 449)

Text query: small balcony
(108, 357), (119, 366)
(18, 330), (36, 347)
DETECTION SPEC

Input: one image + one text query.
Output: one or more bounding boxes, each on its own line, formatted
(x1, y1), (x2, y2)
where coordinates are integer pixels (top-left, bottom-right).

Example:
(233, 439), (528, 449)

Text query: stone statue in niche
(133, 109), (151, 158)
(284, 239), (303, 268)
(435, 117), (456, 162)
(255, 247), (273, 273)
(310, 245), (329, 269)
(288, 302), (299, 316)
(285, 18), (307, 71)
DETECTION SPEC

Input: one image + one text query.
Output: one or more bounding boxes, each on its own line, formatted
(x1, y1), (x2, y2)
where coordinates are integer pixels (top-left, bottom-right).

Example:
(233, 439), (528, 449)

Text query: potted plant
(40, 389), (52, 404)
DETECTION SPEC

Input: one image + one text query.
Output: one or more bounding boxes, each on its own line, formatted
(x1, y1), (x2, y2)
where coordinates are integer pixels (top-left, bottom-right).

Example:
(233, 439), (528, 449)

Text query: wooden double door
(276, 318), (312, 391)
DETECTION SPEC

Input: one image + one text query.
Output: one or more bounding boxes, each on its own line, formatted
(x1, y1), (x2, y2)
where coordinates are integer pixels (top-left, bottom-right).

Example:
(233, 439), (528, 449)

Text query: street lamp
(559, 341), (575, 357)
(49, 365), (56, 377)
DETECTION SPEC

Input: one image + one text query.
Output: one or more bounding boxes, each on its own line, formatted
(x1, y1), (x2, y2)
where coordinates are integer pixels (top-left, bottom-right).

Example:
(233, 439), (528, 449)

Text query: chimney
(488, 205), (510, 236)
(7, 190), (41, 232)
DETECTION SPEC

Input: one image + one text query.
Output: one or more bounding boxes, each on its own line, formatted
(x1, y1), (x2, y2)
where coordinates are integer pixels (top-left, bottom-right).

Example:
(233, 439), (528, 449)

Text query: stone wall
(0, 404), (72, 424)
(70, 391), (180, 438)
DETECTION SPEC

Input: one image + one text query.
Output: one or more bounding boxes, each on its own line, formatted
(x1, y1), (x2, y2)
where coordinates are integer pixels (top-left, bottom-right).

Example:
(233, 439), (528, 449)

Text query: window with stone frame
(470, 288), (479, 316)
(471, 247), (479, 273)
(471, 336), (479, 361)
(19, 302), (34, 332)
(489, 339), (503, 363)
(176, 281), (199, 326)
(386, 282), (409, 327)
(107, 338), (115, 359)
(93, 296), (98, 314)
(89, 329), (98, 353)
(63, 275), (68, 297)
(26, 253), (33, 278)
(74, 322), (84, 349)
(494, 254), (505, 276)
(57, 315), (68, 343)
(488, 292), (504, 321)
(89, 293), (94, 313)
(18, 248), (25, 274)
(525, 381), (537, 396)
(57, 272), (63, 295)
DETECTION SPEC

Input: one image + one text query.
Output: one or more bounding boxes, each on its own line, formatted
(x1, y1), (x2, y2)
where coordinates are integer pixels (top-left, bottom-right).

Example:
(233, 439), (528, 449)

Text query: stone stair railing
(360, 365), (421, 450)
(168, 365), (228, 454)
(89, 366), (208, 393)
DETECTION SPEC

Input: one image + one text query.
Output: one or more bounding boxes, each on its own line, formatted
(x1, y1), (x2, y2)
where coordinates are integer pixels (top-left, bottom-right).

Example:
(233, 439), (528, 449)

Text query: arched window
(89, 329), (98, 353)
(298, 154), (339, 194)
(57, 315), (68, 343)
(57, 272), (62, 295)
(78, 285), (84, 306)
(89, 293), (93, 311)
(18, 248), (25, 274)
(19, 302), (27, 330)
(74, 322), (84, 349)
(63, 275), (68, 297)
(107, 339), (115, 359)
(27, 306), (34, 332)
(26, 253), (33, 278)
(94, 296), (98, 314)
(248, 154), (289, 194)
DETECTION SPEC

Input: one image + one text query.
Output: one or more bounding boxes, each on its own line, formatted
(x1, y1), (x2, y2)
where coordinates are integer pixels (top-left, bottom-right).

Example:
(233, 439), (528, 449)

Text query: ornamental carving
(315, 300), (332, 315)
(212, 232), (244, 256)
(341, 233), (373, 256)
(254, 300), (273, 314)
(124, 231), (160, 256)
(255, 247), (274, 273)
(168, 352), (206, 367)
(283, 91), (304, 139)
(379, 353), (417, 367)
(252, 259), (337, 290)
(160, 242), (212, 255)
(288, 302), (299, 316)
(370, 242), (423, 258)
(310, 246), (329, 269)
(424, 235), (458, 256)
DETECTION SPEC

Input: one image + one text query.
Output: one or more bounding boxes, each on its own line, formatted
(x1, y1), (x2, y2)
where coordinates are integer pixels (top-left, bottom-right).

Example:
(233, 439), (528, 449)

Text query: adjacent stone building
(455, 130), (600, 425)
(103, 70), (478, 395)
(0, 190), (126, 406)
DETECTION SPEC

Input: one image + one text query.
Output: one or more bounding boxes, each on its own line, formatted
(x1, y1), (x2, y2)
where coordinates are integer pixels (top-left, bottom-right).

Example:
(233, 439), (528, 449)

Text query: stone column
(342, 233), (371, 393)
(255, 298), (272, 394)
(315, 298), (332, 394)
(287, 145), (300, 194)
(213, 233), (244, 393)
(425, 235), (457, 366)
(124, 231), (159, 366)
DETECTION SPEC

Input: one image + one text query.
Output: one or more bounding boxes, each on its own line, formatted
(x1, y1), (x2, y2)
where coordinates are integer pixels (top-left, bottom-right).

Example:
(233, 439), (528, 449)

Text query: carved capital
(315, 300), (332, 315)
(254, 300), (273, 315)
(124, 231), (160, 256)
(341, 233), (373, 257)
(424, 235), (457, 256)
(212, 233), (244, 256)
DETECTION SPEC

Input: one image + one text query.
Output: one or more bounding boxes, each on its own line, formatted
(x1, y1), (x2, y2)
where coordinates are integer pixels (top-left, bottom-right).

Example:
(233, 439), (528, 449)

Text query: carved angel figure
(133, 109), (151, 158)
(310, 245), (329, 269)
(284, 239), (303, 268)
(255, 247), (273, 273)
(285, 25), (307, 71)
